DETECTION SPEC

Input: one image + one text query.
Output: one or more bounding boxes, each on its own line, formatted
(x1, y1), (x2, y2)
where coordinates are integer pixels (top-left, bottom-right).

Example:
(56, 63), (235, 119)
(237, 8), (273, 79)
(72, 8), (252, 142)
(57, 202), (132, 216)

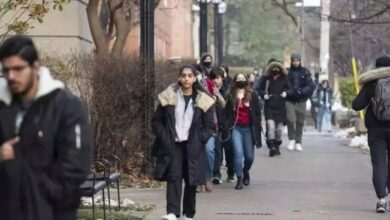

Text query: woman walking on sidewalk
(258, 61), (290, 157)
(352, 56), (390, 213)
(313, 79), (333, 133)
(152, 65), (215, 220)
(225, 73), (262, 190)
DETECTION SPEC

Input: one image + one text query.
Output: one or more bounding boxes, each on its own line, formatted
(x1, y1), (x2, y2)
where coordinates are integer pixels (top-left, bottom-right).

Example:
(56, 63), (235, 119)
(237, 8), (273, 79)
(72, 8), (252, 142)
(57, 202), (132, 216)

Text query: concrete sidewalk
(123, 132), (388, 220)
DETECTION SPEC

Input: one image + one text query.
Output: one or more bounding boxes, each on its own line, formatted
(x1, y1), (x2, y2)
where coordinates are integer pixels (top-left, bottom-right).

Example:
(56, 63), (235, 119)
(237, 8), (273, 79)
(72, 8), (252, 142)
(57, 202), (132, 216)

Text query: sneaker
(376, 200), (386, 213)
(287, 140), (295, 151)
(162, 213), (177, 220)
(205, 181), (213, 192)
(183, 216), (193, 220)
(226, 175), (235, 183)
(295, 143), (303, 152)
(212, 176), (222, 185)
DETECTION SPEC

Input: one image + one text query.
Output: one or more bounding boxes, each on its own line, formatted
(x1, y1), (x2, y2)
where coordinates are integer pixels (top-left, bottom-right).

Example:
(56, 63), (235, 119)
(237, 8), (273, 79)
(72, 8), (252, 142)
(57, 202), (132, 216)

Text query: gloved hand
(264, 94), (270, 100)
(281, 92), (287, 98)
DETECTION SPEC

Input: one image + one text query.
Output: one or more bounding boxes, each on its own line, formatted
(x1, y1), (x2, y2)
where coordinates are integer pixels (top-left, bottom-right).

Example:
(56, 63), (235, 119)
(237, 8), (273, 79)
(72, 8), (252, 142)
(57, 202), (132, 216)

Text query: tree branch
(270, 0), (298, 26)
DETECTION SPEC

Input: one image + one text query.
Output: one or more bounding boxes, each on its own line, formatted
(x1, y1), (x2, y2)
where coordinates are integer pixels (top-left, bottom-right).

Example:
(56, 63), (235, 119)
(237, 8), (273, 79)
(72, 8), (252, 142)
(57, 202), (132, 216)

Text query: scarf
(175, 89), (195, 142)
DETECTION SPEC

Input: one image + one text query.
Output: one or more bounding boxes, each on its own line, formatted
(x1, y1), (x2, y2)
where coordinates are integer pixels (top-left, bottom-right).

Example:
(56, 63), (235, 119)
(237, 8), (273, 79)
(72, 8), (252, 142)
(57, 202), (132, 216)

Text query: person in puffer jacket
(285, 53), (315, 152)
(352, 56), (390, 214)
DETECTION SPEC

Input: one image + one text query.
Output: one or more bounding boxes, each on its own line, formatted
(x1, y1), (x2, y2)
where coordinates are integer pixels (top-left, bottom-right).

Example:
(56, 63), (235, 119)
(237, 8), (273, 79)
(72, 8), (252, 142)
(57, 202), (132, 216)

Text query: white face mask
(197, 74), (203, 82)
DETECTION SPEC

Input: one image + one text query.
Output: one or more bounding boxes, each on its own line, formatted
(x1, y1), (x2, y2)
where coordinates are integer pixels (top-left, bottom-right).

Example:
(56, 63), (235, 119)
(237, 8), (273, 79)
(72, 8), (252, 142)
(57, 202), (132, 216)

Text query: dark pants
(286, 101), (306, 143)
(213, 137), (235, 178)
(367, 129), (390, 199)
(167, 142), (197, 218)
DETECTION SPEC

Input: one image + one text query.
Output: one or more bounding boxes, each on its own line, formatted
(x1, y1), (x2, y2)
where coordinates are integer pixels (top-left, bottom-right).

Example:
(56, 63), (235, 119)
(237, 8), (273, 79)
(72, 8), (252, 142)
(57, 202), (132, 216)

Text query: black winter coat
(286, 65), (315, 102)
(0, 69), (91, 220)
(152, 84), (215, 186)
(258, 62), (290, 123)
(352, 67), (390, 129)
(224, 91), (262, 148)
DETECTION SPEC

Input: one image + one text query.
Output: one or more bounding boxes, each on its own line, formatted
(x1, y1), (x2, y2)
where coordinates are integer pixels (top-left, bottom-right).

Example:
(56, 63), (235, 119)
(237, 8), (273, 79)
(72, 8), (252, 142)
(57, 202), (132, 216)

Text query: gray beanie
(291, 53), (302, 61)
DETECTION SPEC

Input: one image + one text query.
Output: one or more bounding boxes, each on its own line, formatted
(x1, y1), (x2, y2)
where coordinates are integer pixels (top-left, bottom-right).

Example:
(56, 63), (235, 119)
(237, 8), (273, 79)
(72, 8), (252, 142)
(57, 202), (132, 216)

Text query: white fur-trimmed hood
(0, 66), (64, 106)
(157, 83), (215, 112)
(359, 67), (390, 85)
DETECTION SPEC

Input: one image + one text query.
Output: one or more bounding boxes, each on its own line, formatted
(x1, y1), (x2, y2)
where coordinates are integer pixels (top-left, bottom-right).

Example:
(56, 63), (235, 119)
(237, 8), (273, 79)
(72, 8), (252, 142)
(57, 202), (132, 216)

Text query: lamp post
(199, 0), (209, 56)
(140, 0), (155, 173)
(212, 0), (227, 65)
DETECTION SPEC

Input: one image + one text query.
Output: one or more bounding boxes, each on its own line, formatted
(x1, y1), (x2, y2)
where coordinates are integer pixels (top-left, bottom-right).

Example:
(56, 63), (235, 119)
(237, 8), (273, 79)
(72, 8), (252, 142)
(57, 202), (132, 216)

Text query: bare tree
(86, 0), (160, 57)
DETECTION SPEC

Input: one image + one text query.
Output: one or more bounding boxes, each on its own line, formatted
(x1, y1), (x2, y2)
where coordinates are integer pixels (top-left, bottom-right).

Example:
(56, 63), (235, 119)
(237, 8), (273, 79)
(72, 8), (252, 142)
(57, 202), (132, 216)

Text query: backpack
(372, 77), (390, 121)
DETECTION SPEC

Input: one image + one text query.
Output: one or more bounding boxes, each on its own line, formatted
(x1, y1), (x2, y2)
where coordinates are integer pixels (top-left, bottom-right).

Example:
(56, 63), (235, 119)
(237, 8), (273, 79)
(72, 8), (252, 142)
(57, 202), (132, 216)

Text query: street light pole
(199, 0), (208, 56)
(300, 1), (306, 66)
(140, 0), (155, 173)
(217, 11), (224, 64)
(213, 3), (219, 64)
(212, 0), (227, 65)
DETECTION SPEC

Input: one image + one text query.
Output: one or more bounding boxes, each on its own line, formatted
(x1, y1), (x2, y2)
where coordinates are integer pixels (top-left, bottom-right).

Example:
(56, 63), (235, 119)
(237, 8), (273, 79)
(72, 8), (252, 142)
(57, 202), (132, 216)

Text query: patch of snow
(122, 198), (136, 206)
(81, 197), (135, 207)
(334, 127), (356, 139)
(349, 135), (368, 150)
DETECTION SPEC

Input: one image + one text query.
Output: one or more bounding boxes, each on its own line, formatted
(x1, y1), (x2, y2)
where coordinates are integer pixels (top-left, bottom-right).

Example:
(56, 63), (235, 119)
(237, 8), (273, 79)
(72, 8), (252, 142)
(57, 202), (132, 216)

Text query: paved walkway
(123, 131), (388, 219)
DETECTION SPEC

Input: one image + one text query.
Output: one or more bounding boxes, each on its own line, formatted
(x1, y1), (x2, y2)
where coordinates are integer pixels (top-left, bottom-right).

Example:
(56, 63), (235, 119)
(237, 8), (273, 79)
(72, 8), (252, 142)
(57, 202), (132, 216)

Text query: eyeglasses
(1, 65), (29, 76)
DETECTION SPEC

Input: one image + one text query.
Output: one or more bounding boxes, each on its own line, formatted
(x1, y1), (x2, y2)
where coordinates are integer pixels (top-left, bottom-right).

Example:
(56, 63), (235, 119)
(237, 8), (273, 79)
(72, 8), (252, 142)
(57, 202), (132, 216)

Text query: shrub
(339, 78), (357, 108)
(42, 53), (181, 184)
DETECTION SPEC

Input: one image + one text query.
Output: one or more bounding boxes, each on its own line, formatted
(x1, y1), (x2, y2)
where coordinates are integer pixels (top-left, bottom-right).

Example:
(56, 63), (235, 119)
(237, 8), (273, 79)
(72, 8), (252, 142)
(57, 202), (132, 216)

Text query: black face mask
(203, 61), (212, 67)
(236, 81), (248, 89)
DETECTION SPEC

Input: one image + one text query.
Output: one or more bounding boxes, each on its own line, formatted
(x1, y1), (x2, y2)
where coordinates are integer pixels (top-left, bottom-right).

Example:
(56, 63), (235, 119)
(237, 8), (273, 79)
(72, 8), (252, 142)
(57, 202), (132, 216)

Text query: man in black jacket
(285, 53), (315, 152)
(0, 36), (91, 220)
(352, 56), (390, 213)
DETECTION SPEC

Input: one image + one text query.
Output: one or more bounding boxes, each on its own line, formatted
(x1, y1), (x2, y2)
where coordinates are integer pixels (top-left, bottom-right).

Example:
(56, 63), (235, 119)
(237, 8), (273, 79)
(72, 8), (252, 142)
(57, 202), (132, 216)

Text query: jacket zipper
(165, 111), (175, 143)
(75, 124), (81, 149)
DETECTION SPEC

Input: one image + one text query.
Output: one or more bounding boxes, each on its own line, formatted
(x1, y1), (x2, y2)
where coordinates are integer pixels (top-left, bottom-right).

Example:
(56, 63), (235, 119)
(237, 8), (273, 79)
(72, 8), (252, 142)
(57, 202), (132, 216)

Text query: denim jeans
(231, 125), (254, 178)
(205, 136), (216, 180)
(317, 106), (332, 132)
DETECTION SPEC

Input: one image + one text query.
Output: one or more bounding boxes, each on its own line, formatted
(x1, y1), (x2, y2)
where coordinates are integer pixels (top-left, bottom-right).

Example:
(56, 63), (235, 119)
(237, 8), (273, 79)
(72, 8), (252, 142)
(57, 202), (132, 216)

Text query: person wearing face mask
(285, 53), (315, 152)
(198, 53), (214, 80)
(258, 61), (291, 157)
(224, 73), (262, 190)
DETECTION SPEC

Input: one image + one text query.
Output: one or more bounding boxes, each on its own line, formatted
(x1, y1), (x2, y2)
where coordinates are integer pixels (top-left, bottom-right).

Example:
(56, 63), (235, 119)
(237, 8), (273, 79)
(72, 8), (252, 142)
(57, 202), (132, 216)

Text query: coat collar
(157, 83), (215, 112)
(263, 62), (288, 77)
(0, 66), (65, 106)
(359, 67), (390, 85)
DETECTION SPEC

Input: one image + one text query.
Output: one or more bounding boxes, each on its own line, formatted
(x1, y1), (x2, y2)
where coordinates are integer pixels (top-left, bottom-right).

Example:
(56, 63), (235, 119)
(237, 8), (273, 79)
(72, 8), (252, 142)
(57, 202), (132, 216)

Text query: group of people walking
(153, 52), (319, 220)
(1, 35), (389, 219)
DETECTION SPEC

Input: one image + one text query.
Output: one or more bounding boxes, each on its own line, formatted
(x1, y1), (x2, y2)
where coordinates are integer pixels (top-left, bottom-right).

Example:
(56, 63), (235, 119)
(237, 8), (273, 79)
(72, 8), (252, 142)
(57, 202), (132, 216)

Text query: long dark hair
(230, 73), (252, 102)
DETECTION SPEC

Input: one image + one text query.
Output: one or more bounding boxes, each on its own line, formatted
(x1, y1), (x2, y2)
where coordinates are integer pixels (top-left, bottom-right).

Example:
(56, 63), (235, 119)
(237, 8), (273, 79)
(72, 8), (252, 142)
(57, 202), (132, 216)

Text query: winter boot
(269, 140), (276, 157)
(275, 141), (282, 156)
(235, 176), (243, 190)
(243, 170), (250, 186)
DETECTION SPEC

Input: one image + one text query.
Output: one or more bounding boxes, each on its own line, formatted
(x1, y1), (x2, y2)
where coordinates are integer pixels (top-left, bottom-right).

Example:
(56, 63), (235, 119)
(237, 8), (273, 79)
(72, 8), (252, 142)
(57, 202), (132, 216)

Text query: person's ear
(33, 60), (40, 71)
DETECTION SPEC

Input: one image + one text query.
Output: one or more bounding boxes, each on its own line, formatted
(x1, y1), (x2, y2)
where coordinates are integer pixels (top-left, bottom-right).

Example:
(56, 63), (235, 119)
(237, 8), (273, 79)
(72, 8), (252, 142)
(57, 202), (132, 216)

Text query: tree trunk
(87, 0), (109, 56)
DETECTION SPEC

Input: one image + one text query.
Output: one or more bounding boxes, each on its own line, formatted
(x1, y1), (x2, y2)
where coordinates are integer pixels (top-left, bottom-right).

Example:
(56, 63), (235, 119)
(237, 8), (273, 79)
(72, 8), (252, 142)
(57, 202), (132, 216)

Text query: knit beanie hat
(375, 56), (390, 68)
